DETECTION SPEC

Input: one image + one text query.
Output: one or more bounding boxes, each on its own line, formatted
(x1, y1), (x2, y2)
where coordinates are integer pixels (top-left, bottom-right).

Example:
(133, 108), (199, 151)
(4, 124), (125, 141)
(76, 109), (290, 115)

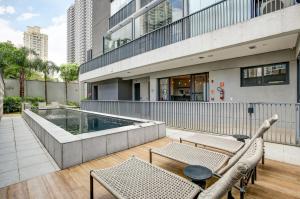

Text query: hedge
(3, 96), (46, 113)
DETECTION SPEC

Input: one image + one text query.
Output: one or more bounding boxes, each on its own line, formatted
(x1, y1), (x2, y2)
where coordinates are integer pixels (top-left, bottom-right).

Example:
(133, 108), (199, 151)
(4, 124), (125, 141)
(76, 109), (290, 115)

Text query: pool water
(33, 109), (139, 135)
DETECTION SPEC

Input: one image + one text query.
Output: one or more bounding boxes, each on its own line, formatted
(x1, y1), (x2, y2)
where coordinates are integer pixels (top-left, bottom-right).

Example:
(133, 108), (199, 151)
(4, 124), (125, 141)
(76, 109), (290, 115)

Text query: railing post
(248, 103), (254, 137)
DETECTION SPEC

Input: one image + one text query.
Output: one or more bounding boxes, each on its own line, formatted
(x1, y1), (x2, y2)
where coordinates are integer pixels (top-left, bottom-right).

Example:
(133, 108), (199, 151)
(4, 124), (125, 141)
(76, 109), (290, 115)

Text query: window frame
(240, 62), (290, 87)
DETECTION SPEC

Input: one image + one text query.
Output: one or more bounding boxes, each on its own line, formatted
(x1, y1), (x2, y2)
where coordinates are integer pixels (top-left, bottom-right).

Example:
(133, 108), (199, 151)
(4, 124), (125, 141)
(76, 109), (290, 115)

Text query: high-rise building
(67, 0), (93, 65)
(67, 4), (76, 63)
(23, 26), (48, 61)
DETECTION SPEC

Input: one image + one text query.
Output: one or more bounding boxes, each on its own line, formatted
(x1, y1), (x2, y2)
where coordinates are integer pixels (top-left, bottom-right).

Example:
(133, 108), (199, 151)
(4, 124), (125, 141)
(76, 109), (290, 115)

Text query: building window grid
(241, 62), (289, 87)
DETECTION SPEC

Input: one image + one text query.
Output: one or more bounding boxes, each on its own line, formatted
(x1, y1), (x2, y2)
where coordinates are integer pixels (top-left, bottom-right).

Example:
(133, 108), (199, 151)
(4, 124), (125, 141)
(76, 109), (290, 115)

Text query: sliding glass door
(159, 73), (209, 101)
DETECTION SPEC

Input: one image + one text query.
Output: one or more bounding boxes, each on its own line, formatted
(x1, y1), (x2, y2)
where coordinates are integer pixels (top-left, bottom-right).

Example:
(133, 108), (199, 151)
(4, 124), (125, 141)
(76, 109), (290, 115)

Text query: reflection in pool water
(33, 109), (139, 135)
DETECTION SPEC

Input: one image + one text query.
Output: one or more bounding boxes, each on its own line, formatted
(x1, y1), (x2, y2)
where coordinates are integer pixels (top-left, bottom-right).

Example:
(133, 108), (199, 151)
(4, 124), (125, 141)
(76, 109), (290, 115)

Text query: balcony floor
(0, 137), (300, 199)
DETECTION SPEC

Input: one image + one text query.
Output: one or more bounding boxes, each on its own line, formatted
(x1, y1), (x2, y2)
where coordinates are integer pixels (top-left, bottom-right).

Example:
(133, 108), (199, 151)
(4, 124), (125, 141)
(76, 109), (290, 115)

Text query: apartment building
(67, 5), (76, 63)
(24, 26), (48, 61)
(79, 0), (300, 103)
(67, 0), (93, 64)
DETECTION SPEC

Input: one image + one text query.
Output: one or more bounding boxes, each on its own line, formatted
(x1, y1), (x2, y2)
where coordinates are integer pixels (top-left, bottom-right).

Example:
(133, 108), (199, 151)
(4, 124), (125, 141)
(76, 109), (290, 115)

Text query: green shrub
(4, 96), (22, 113)
(67, 101), (79, 107)
(24, 96), (45, 108)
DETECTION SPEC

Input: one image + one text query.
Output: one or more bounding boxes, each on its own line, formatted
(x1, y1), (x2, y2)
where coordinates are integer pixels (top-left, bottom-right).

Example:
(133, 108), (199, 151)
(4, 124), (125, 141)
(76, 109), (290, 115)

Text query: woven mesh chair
(198, 138), (264, 199)
(89, 139), (263, 199)
(180, 114), (278, 157)
(90, 157), (201, 199)
(150, 119), (271, 174)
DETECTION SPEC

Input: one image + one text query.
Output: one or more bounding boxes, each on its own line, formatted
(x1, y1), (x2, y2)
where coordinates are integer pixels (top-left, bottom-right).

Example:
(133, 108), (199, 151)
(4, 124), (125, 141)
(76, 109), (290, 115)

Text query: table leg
(90, 172), (94, 199)
(193, 180), (206, 189)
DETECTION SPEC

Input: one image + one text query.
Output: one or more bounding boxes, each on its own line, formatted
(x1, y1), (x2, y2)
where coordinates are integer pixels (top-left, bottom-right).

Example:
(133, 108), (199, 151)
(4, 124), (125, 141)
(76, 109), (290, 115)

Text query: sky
(0, 0), (74, 65)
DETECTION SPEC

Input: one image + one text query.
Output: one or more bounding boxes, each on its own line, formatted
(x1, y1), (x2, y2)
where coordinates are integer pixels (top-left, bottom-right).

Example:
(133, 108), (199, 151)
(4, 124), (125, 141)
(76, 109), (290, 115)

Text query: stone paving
(0, 115), (59, 188)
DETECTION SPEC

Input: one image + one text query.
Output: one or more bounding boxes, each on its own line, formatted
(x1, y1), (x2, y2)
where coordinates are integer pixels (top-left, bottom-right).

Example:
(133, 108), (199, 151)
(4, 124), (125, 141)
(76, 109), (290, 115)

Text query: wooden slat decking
(1, 137), (300, 199)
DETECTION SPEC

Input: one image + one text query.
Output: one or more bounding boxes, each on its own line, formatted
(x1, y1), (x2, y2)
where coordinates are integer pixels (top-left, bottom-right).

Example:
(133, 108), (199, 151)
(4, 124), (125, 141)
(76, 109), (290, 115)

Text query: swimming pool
(33, 109), (140, 135)
(23, 108), (165, 169)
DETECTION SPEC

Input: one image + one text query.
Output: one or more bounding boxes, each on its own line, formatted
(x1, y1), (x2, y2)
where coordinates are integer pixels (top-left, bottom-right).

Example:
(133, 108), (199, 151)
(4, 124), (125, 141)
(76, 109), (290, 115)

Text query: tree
(36, 59), (59, 103)
(60, 63), (79, 104)
(0, 42), (16, 70)
(13, 47), (40, 98)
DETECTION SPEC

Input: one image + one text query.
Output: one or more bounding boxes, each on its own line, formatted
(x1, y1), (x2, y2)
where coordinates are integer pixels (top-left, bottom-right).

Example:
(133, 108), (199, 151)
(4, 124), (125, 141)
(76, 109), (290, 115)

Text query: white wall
(132, 77), (149, 101)
(148, 49), (298, 103)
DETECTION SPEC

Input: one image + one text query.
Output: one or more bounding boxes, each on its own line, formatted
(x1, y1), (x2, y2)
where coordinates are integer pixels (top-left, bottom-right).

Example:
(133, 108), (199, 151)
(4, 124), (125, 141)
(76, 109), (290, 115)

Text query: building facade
(67, 5), (76, 63)
(67, 0), (93, 65)
(23, 26), (48, 61)
(80, 0), (300, 103)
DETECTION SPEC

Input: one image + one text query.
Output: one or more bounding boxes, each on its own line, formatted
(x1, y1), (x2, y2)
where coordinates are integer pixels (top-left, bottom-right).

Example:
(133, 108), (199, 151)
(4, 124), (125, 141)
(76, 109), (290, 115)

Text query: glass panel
(111, 0), (132, 15)
(193, 74), (208, 101)
(104, 22), (132, 52)
(159, 78), (169, 101)
(170, 75), (191, 101)
(242, 67), (263, 86)
(171, 0), (184, 22)
(188, 0), (222, 14)
(134, 0), (183, 39)
(135, 14), (148, 38)
(148, 1), (172, 33)
(263, 63), (288, 85)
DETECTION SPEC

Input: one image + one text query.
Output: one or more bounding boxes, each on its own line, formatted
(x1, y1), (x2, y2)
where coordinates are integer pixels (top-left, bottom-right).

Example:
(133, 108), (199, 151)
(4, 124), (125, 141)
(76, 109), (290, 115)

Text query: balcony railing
(81, 100), (300, 146)
(80, 0), (297, 74)
(109, 0), (136, 29)
(140, 0), (155, 8)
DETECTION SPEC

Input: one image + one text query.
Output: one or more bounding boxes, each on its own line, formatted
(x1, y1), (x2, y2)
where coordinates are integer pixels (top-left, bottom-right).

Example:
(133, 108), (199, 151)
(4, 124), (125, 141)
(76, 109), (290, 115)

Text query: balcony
(109, 0), (136, 29)
(80, 0), (299, 75)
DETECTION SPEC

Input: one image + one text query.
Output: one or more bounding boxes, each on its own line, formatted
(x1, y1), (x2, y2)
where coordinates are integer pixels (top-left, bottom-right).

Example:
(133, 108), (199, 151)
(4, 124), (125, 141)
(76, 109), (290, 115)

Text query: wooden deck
(1, 137), (300, 199)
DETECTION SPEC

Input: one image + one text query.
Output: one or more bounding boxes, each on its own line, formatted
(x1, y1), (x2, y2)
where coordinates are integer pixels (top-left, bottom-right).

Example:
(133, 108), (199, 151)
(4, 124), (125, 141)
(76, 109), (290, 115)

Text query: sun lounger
(150, 119), (271, 175)
(90, 138), (263, 199)
(180, 114), (278, 157)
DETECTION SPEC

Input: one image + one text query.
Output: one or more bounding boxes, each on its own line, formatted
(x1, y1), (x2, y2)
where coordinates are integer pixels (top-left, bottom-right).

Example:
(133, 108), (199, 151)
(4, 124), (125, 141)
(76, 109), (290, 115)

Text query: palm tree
(13, 47), (38, 98)
(36, 59), (59, 103)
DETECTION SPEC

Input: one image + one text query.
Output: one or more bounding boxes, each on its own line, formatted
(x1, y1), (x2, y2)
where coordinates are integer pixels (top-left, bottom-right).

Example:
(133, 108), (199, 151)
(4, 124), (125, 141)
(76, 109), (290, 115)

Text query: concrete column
(150, 78), (158, 101)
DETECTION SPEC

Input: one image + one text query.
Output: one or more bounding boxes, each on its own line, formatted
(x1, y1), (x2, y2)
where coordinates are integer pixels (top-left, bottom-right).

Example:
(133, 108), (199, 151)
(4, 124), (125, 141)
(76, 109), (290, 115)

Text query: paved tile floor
(0, 115), (59, 188)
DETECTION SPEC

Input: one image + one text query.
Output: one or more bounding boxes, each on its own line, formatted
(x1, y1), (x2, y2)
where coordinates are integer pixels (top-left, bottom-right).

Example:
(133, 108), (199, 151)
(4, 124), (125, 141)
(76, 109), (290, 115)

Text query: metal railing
(109, 0), (136, 29)
(80, 0), (297, 74)
(81, 100), (300, 146)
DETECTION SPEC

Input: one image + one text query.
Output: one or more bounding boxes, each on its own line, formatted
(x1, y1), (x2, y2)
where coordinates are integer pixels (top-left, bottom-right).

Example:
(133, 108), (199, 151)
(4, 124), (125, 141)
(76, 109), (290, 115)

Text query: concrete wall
(4, 79), (80, 104)
(132, 77), (149, 101)
(92, 78), (132, 100)
(118, 79), (132, 100)
(147, 49), (298, 103)
(92, 0), (110, 58)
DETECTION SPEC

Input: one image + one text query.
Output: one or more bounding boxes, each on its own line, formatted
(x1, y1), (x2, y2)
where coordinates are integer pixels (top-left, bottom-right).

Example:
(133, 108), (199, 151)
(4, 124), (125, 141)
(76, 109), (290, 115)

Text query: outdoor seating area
(89, 115), (277, 199)
(1, 132), (300, 199)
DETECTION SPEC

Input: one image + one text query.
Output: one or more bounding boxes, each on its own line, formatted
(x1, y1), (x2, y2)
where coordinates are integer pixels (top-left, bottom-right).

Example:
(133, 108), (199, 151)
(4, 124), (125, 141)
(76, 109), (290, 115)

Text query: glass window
(241, 63), (289, 87)
(170, 75), (191, 101)
(241, 67), (263, 87)
(263, 63), (288, 85)
(188, 0), (222, 14)
(104, 22), (132, 52)
(111, 0), (132, 15)
(134, 0), (183, 39)
(193, 73), (209, 101)
(171, 0), (184, 21)
(159, 78), (169, 101)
